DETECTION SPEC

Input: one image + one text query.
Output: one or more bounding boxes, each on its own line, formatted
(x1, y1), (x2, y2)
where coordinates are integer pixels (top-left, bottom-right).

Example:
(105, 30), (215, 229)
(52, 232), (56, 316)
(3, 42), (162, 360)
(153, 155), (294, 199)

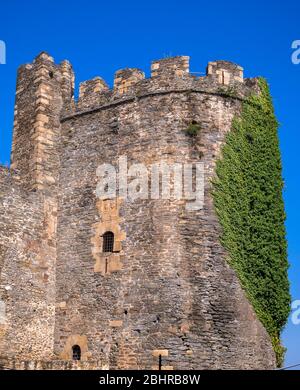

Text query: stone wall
(55, 56), (276, 369)
(0, 53), (277, 369)
(10, 52), (74, 192)
(0, 358), (102, 370)
(0, 167), (57, 360)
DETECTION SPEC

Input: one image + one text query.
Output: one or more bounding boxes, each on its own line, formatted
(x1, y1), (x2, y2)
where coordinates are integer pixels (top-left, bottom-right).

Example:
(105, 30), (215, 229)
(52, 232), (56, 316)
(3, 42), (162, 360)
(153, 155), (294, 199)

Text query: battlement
(62, 55), (253, 117)
(9, 53), (257, 190)
(79, 77), (109, 97)
(151, 56), (190, 78)
(15, 52), (74, 110)
(114, 68), (145, 94)
(206, 60), (243, 84)
(78, 77), (110, 109)
(11, 53), (257, 120)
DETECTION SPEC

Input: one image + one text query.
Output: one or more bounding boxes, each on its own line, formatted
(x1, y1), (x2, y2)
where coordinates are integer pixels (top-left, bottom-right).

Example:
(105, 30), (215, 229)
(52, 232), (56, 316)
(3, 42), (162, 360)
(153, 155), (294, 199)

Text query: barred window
(103, 231), (114, 253)
(72, 345), (81, 361)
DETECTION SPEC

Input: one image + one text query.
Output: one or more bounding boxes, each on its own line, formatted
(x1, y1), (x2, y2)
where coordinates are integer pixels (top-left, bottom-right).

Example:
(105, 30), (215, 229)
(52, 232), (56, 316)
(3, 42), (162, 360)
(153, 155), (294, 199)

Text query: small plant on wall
(185, 121), (201, 137)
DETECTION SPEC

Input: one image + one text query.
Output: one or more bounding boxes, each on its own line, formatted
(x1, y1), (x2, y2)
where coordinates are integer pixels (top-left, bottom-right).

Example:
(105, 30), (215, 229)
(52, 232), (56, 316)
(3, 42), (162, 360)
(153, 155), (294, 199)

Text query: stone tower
(0, 53), (276, 369)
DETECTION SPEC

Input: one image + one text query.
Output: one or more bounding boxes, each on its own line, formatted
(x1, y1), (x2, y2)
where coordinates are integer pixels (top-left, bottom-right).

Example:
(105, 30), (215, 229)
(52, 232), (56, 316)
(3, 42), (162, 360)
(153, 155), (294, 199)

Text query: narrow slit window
(221, 70), (225, 85)
(158, 354), (162, 370)
(72, 345), (81, 361)
(103, 231), (114, 253)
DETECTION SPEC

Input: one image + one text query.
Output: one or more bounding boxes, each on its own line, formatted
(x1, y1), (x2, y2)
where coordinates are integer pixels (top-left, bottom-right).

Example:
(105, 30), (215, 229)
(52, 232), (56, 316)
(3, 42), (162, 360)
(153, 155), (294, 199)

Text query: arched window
(103, 231), (114, 253)
(72, 345), (81, 361)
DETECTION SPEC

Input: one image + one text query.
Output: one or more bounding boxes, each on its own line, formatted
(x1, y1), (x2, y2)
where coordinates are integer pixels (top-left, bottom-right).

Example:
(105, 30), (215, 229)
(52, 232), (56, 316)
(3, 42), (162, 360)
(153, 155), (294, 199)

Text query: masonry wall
(0, 52), (75, 363)
(0, 54), (277, 369)
(55, 57), (276, 369)
(0, 358), (101, 370)
(10, 52), (74, 192)
(0, 167), (57, 360)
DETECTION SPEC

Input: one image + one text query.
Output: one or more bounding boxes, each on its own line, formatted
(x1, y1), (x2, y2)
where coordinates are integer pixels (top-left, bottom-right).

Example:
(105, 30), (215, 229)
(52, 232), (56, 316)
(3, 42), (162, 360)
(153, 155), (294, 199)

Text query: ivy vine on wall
(213, 78), (290, 367)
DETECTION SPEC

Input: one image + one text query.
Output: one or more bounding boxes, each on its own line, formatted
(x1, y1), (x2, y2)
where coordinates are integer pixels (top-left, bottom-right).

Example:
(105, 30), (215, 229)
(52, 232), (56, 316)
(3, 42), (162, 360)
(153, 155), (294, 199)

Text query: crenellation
(78, 77), (110, 110)
(65, 59), (253, 119)
(206, 60), (244, 85)
(79, 77), (108, 96)
(114, 68), (145, 95)
(59, 60), (75, 112)
(151, 56), (190, 78)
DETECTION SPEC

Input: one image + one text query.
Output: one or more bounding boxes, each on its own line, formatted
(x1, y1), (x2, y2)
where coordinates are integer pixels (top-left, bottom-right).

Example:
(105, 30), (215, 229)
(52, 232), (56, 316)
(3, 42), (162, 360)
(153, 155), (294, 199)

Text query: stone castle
(0, 52), (276, 369)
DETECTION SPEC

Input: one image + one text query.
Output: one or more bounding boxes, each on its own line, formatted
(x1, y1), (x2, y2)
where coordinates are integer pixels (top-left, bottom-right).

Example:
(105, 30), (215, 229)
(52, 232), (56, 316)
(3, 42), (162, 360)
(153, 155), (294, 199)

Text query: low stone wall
(0, 358), (103, 370)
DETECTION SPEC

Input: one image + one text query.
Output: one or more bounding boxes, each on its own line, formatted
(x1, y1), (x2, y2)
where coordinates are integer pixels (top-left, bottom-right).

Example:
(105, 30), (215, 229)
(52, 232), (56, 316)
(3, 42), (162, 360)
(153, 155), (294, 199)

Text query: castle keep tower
(0, 53), (276, 369)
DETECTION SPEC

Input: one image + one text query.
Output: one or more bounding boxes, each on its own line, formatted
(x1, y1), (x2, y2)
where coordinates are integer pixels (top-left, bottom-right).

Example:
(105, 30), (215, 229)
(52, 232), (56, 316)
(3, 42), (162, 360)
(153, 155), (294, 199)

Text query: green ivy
(185, 122), (201, 137)
(213, 78), (290, 367)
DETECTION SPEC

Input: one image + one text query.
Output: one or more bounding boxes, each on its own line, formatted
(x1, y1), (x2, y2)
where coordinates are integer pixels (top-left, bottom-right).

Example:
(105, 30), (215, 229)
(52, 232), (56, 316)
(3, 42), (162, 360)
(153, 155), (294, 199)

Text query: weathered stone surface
(0, 53), (276, 370)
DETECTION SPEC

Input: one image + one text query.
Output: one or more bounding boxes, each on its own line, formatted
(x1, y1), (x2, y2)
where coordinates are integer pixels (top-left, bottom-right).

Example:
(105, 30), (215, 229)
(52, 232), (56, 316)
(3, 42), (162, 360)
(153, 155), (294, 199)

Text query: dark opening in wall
(49, 71), (54, 79)
(158, 354), (162, 370)
(103, 231), (114, 253)
(72, 345), (81, 361)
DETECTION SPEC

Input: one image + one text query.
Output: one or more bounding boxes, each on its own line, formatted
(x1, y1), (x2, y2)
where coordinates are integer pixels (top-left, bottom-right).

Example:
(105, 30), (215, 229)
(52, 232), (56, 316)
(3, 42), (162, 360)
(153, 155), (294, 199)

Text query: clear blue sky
(0, 0), (299, 368)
